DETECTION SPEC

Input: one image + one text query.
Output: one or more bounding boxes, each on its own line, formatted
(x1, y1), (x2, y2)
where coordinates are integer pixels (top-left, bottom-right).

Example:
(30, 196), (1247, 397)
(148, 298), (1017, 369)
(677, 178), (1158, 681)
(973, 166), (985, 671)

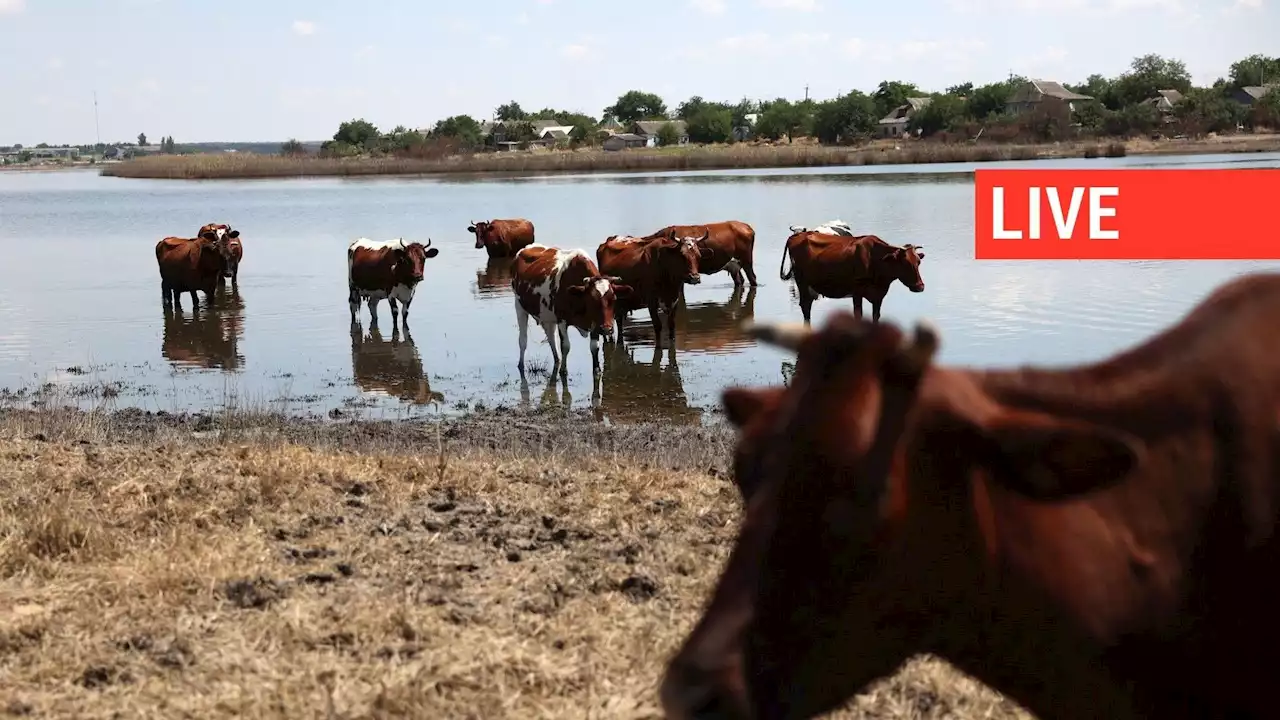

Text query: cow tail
(779, 240), (795, 281)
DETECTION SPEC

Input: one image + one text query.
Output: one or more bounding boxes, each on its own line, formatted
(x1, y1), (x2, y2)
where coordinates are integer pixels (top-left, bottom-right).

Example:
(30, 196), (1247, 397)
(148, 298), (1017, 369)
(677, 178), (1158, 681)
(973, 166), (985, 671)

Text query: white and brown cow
(347, 237), (439, 327)
(511, 243), (633, 379)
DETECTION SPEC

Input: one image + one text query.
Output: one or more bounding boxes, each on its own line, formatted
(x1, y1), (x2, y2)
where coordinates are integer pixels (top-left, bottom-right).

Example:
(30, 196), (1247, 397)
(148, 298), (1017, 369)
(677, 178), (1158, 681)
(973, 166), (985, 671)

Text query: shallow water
(2, 151), (1278, 423)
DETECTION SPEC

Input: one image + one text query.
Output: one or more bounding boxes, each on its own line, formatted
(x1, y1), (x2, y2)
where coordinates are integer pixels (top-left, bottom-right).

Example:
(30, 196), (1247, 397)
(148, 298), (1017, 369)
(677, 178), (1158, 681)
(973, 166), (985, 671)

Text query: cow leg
(348, 288), (361, 323)
(725, 259), (745, 288)
(649, 301), (664, 349)
(665, 300), (678, 344)
(231, 264), (238, 286)
(797, 282), (814, 325)
(400, 299), (411, 326)
(189, 290), (199, 308)
(542, 322), (561, 374)
(516, 299), (531, 375)
(590, 331), (602, 376)
(871, 299), (883, 324)
(388, 298), (400, 328)
(161, 281), (172, 308)
(367, 297), (380, 327)
(852, 296), (864, 321)
(743, 259), (759, 287)
(557, 323), (571, 379)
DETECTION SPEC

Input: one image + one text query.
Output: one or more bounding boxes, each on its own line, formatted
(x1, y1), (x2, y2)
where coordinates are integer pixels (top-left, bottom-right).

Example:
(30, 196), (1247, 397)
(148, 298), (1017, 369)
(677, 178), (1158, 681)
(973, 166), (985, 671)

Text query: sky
(0, 0), (1274, 146)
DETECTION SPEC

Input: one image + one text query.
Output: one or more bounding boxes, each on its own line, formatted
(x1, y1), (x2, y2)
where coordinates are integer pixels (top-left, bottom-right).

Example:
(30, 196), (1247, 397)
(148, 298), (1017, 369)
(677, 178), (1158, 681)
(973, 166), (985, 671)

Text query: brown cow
(780, 230), (925, 324)
(662, 271), (1280, 720)
(595, 231), (708, 348)
(347, 237), (439, 327)
(511, 243), (634, 379)
(156, 228), (227, 310)
(648, 220), (758, 288)
(197, 222), (240, 283)
(469, 218), (536, 258)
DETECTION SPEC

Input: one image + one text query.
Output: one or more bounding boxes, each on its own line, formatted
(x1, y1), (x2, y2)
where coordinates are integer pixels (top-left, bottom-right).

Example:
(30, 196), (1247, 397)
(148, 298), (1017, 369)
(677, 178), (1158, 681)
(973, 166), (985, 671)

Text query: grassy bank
(0, 405), (1033, 719)
(98, 133), (1280, 181)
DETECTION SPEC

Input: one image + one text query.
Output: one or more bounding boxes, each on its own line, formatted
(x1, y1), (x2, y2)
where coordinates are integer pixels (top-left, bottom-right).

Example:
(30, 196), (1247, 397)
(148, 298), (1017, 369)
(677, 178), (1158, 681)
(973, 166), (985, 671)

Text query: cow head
(660, 313), (1143, 720)
(653, 232), (705, 285)
(469, 220), (493, 250)
(885, 243), (926, 293)
(568, 275), (634, 337)
(394, 238), (439, 285)
(198, 223), (238, 275)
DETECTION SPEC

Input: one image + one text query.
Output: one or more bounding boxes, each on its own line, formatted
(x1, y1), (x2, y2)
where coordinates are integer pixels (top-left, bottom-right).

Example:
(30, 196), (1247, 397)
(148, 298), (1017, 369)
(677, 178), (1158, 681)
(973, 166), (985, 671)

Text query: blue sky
(0, 0), (1273, 145)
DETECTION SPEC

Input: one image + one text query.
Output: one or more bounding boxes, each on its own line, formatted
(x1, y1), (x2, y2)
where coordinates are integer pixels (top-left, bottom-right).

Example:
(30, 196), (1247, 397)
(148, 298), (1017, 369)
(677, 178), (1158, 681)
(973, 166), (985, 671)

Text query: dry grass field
(0, 406), (1034, 719)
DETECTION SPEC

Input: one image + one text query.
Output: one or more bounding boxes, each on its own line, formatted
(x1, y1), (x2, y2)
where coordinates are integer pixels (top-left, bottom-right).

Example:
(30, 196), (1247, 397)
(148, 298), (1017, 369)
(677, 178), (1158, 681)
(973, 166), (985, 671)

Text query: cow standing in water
(469, 218), (536, 259)
(510, 243), (633, 379)
(662, 272), (1280, 720)
(347, 237), (439, 327)
(646, 220), (759, 289)
(780, 229), (925, 324)
(595, 231), (707, 348)
(156, 228), (228, 310)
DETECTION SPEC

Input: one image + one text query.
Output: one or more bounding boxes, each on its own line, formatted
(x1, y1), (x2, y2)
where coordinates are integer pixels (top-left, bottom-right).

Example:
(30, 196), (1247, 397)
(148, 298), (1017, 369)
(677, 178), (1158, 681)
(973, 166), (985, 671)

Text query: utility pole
(93, 91), (101, 149)
(804, 84), (809, 101)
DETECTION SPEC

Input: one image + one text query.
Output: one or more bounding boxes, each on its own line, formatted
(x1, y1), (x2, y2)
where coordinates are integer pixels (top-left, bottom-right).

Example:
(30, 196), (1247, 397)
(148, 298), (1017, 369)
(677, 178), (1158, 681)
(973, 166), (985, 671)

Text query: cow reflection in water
(592, 342), (700, 424)
(615, 284), (757, 351)
(349, 321), (444, 406)
(474, 256), (515, 298)
(161, 286), (245, 370)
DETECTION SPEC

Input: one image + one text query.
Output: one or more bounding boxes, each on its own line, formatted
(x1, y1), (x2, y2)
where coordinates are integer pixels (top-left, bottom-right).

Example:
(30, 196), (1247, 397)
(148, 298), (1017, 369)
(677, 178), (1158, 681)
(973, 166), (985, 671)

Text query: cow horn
(898, 320), (940, 373)
(742, 320), (811, 353)
(423, 237), (432, 249)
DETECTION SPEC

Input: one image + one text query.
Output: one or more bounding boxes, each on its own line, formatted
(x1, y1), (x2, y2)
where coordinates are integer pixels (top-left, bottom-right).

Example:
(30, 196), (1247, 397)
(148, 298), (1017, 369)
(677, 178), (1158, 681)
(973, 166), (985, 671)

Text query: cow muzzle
(660, 661), (752, 720)
(686, 274), (702, 285)
(910, 281), (925, 293)
(475, 237), (485, 249)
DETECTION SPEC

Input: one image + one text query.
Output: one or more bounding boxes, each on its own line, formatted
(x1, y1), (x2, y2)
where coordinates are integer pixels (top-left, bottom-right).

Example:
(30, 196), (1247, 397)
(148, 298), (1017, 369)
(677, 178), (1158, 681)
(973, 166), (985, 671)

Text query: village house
(602, 133), (647, 152)
(732, 112), (759, 141)
(1143, 89), (1184, 124)
(1005, 79), (1094, 115)
(877, 97), (933, 138)
(1232, 84), (1277, 106)
(632, 120), (689, 147)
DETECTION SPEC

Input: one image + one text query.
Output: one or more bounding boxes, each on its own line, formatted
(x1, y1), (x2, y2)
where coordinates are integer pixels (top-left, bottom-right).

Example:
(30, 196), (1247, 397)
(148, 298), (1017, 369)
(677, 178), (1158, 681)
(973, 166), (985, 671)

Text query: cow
(647, 220), (759, 288)
(787, 218), (856, 236)
(347, 237), (439, 327)
(661, 271), (1280, 720)
(511, 243), (634, 379)
(595, 232), (707, 348)
(468, 218), (536, 259)
(779, 230), (925, 324)
(197, 222), (241, 284)
(155, 228), (227, 310)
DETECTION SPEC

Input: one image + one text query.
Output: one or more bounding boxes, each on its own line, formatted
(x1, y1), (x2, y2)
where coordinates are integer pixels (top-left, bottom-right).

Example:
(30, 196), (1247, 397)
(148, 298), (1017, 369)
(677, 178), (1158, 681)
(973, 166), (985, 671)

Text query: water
(2, 151), (1278, 423)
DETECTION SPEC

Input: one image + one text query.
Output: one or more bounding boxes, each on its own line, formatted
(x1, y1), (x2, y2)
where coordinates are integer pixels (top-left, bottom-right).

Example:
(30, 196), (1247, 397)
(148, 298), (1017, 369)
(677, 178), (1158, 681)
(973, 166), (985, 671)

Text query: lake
(2, 151), (1278, 424)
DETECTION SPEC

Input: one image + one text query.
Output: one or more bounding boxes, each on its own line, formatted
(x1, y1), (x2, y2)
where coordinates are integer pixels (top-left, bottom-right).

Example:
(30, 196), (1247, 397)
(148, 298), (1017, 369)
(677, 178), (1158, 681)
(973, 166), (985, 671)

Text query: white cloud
(516, 11), (530, 23)
(896, 38), (988, 62)
(137, 78), (160, 93)
(560, 44), (589, 58)
(353, 45), (376, 60)
(34, 95), (50, 106)
(759, 0), (821, 9)
(485, 34), (505, 46)
(842, 37), (866, 58)
(0, 0), (24, 15)
(291, 20), (315, 36)
(1227, 0), (1261, 10)
(1014, 45), (1069, 72)
(48, 57), (64, 71)
(691, 0), (728, 14)
(717, 32), (773, 51)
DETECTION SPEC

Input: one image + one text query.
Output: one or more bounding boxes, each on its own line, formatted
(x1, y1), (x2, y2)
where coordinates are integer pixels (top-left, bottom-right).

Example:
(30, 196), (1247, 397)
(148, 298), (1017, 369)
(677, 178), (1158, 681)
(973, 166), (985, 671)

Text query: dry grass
(98, 133), (1280, 181)
(0, 406), (1033, 719)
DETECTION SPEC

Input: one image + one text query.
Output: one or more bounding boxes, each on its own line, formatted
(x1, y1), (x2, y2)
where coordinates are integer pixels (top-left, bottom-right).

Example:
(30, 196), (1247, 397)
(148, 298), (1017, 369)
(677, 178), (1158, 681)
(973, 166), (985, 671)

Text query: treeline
(286, 53), (1278, 158)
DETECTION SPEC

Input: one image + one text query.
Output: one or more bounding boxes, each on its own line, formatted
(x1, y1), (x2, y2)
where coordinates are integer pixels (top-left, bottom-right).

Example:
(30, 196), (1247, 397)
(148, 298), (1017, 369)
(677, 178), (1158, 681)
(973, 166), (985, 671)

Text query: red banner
(974, 168), (1280, 260)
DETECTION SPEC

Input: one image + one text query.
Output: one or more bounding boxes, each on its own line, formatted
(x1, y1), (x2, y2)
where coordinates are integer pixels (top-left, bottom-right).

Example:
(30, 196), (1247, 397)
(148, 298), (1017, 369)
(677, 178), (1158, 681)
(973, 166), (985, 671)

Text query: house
(602, 133), (647, 152)
(1232, 84), (1277, 106)
(1144, 89), (1183, 114)
(632, 120), (688, 147)
(600, 117), (624, 132)
(877, 97), (933, 138)
(539, 127), (574, 147)
(732, 112), (760, 142)
(1005, 79), (1094, 115)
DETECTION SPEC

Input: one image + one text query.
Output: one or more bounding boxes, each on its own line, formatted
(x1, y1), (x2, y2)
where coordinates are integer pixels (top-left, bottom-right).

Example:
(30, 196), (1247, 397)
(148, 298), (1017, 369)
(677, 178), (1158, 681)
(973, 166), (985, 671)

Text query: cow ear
(467, 225), (476, 233)
(612, 283), (634, 298)
(722, 387), (775, 429)
(199, 231), (218, 241)
(970, 409), (1142, 501)
(228, 230), (240, 239)
(424, 248), (440, 259)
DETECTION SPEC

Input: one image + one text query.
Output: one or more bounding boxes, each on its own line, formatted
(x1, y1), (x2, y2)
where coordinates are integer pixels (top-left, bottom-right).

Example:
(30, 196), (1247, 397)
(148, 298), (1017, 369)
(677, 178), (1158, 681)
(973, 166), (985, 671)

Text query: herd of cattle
(154, 216), (928, 380)
(153, 215), (1280, 718)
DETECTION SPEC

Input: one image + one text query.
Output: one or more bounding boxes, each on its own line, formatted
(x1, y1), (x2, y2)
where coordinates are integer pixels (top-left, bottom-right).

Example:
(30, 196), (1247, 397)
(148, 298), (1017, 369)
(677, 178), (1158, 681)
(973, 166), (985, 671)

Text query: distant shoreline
(4, 134), (1277, 181)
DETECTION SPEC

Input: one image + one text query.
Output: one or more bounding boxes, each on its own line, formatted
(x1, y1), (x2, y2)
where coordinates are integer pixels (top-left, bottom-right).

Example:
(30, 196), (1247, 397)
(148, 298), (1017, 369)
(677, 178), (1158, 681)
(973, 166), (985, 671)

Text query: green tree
(1250, 89), (1280, 128)
(945, 82), (974, 97)
(965, 78), (1022, 120)
(811, 91), (877, 144)
(686, 106), (734, 143)
(872, 80), (924, 120)
(137, 132), (148, 146)
(333, 119), (379, 150)
(281, 139), (306, 156)
(1174, 88), (1246, 135)
(1228, 54), (1280, 89)
(1069, 74), (1119, 109)
(430, 115), (484, 148)
(754, 98), (814, 142)
(495, 101), (527, 121)
(1110, 54), (1192, 108)
(603, 90), (667, 124)
(909, 95), (967, 137)
(656, 122), (681, 147)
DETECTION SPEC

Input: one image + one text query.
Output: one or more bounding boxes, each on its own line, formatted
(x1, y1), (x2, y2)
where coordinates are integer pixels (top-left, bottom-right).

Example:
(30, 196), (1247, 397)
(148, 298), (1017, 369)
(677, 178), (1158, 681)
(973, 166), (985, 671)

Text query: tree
(909, 95), (967, 137)
(1110, 54), (1192, 108)
(872, 81), (924, 120)
(656, 122), (681, 147)
(811, 91), (877, 144)
(137, 132), (148, 146)
(603, 90), (667, 125)
(1250, 89), (1280, 129)
(281, 139), (306, 156)
(495, 101), (527, 121)
(686, 107), (734, 144)
(1228, 54), (1280, 90)
(1069, 74), (1120, 110)
(333, 119), (379, 150)
(945, 82), (974, 97)
(161, 136), (176, 153)
(430, 115), (484, 148)
(1174, 88), (1246, 135)
(965, 78), (1022, 121)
